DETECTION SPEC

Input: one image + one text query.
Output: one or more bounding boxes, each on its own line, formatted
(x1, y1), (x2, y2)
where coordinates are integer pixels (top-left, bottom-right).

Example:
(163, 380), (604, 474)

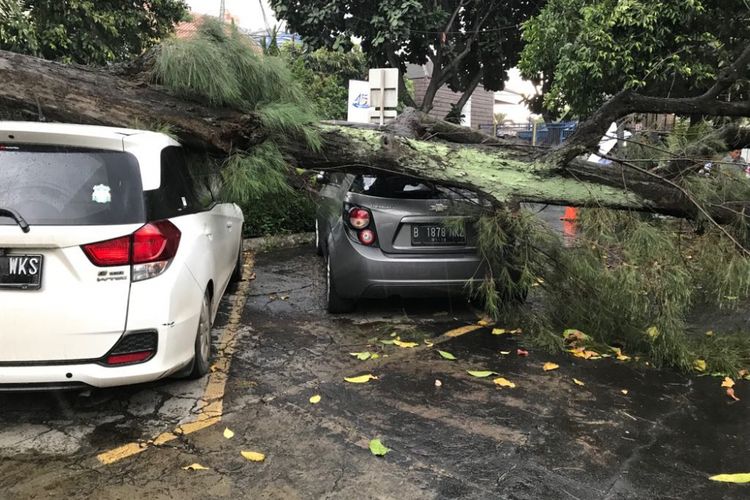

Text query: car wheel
(315, 219), (324, 256)
(326, 254), (355, 313)
(187, 292), (212, 379)
(230, 240), (244, 283)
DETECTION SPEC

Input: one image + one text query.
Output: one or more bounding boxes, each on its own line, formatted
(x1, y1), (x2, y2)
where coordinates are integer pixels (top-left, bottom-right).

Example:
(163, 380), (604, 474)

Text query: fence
(478, 121), (579, 146)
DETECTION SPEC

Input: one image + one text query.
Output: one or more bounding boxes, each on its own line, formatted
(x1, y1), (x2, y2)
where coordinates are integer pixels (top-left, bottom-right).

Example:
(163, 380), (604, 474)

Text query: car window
(0, 144), (145, 226)
(145, 146), (201, 219)
(349, 174), (478, 200)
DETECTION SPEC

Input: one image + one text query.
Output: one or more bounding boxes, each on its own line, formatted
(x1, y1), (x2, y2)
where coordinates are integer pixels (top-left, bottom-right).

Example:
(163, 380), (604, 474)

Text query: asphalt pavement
(0, 245), (748, 499)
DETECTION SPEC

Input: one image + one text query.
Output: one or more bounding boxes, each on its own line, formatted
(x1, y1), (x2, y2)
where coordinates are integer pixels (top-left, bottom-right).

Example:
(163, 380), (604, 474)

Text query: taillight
(348, 208), (370, 229)
(133, 221), (181, 264)
(82, 235), (131, 266)
(81, 220), (181, 282)
(358, 229), (376, 245)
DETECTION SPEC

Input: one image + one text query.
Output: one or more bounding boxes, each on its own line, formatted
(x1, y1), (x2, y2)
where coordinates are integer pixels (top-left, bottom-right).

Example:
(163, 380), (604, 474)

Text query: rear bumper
(0, 303), (201, 389)
(329, 227), (485, 299)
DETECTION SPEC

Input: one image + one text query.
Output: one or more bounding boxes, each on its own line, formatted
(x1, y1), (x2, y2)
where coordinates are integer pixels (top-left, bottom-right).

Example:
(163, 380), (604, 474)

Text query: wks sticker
(92, 184), (112, 204)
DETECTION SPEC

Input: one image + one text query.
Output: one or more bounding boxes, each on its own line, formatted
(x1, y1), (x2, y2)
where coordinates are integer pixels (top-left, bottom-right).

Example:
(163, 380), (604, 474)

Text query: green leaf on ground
(467, 370), (497, 378)
(438, 350), (456, 360)
(369, 438), (390, 456)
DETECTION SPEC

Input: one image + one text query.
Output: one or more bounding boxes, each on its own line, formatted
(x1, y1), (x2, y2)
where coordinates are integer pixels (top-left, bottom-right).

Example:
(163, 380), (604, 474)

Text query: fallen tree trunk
(0, 49), (745, 224)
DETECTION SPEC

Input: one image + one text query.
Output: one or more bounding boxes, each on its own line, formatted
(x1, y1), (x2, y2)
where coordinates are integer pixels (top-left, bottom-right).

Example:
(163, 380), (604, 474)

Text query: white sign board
(347, 80), (371, 124)
(369, 68), (399, 125)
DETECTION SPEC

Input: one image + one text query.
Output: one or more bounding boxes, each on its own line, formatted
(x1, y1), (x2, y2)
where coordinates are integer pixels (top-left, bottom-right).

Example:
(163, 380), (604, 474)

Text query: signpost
(368, 68), (399, 125)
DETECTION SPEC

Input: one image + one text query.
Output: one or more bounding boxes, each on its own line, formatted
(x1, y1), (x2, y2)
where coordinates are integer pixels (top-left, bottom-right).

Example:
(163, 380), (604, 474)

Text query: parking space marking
(96, 254), (254, 466)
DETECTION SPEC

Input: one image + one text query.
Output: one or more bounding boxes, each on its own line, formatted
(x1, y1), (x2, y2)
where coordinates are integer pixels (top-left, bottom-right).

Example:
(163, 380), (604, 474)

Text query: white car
(0, 122), (244, 389)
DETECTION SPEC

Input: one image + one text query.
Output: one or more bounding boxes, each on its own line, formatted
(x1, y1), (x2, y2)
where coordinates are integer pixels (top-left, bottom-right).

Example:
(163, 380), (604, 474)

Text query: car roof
(0, 121), (179, 150)
(0, 122), (180, 191)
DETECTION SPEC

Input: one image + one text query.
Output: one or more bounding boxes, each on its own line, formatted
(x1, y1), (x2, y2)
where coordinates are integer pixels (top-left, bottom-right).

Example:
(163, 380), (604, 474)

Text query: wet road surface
(1, 245), (748, 499)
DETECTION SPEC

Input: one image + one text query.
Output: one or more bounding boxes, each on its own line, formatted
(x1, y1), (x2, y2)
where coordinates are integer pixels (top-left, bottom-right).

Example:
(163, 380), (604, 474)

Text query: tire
(230, 240), (244, 283)
(186, 292), (212, 379)
(315, 219), (324, 256)
(326, 254), (355, 313)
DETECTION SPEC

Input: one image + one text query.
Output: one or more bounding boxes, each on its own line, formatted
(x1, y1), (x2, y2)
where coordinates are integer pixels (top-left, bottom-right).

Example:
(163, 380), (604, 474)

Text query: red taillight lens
(358, 229), (376, 245)
(348, 208), (370, 229)
(82, 220), (181, 267)
(133, 221), (181, 264)
(81, 235), (131, 266)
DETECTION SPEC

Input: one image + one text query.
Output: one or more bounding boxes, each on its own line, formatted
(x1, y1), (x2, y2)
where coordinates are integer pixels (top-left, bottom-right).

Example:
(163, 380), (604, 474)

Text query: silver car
(315, 172), (486, 312)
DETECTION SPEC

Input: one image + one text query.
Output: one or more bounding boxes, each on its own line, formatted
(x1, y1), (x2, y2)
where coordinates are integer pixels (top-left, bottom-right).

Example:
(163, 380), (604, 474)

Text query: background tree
(269, 0), (542, 118)
(280, 43), (368, 120)
(519, 0), (750, 119)
(0, 0), (187, 65)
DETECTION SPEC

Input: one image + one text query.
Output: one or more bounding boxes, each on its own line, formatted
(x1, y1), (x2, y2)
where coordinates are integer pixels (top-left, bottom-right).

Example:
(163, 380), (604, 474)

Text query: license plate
(411, 224), (466, 246)
(0, 254), (43, 290)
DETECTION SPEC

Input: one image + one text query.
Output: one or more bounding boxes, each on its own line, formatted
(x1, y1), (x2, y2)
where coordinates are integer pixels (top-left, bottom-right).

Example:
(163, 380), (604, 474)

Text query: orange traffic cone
(561, 207), (577, 221)
(561, 207), (577, 245)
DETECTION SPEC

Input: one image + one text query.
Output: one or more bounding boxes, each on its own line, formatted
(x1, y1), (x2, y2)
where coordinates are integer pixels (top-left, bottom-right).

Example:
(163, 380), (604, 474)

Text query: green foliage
(153, 18), (321, 214)
(520, 0), (750, 117)
(270, 0), (543, 110)
(220, 144), (292, 204)
(0, 0), (187, 65)
(475, 205), (750, 374)
(239, 188), (316, 238)
(279, 43), (368, 120)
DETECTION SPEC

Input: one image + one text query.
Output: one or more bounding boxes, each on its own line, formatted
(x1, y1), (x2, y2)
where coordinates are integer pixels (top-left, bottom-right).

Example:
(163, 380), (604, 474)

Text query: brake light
(81, 220), (181, 281)
(133, 221), (181, 264)
(81, 235), (131, 266)
(348, 207), (370, 229)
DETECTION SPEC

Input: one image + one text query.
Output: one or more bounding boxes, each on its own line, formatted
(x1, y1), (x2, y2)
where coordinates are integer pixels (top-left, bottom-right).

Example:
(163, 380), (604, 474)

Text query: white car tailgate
(0, 225), (141, 363)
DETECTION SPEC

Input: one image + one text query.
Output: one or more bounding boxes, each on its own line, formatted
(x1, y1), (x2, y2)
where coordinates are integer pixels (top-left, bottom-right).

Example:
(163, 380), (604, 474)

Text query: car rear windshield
(349, 174), (479, 200)
(0, 144), (145, 226)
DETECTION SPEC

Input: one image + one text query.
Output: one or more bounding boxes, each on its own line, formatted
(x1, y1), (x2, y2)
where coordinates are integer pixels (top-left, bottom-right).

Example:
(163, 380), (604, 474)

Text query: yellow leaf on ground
(562, 329), (589, 343)
(309, 394), (321, 404)
(477, 318), (493, 326)
(621, 389), (629, 395)
(493, 377), (516, 388)
(709, 473), (750, 483)
(705, 330), (714, 337)
(241, 451), (265, 462)
(182, 463), (209, 471)
(693, 359), (707, 372)
(344, 374), (378, 384)
(573, 378), (585, 386)
(543, 362), (560, 372)
(223, 428), (235, 439)
(499, 351), (511, 355)
(424, 340), (434, 347)
(492, 328), (507, 335)
(393, 340), (419, 348)
(721, 377), (735, 388)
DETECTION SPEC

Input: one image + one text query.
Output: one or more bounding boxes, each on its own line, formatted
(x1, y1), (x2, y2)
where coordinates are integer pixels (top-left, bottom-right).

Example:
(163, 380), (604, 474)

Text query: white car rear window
(0, 144), (145, 226)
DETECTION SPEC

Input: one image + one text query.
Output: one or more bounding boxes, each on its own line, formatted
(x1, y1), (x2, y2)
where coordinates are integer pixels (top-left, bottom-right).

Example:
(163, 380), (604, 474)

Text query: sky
(186, 0), (279, 32)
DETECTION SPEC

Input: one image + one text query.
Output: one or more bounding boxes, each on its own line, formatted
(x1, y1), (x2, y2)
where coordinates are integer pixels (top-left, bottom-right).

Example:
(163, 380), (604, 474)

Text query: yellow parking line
(96, 255), (254, 466)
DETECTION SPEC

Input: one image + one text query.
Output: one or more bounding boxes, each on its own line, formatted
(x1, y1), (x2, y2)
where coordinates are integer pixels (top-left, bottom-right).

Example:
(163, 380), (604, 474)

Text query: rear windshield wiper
(0, 207), (30, 233)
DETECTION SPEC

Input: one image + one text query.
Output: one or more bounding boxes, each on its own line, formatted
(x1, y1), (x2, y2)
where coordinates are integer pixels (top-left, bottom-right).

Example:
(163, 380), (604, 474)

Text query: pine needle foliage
(475, 205), (750, 375)
(152, 16), (320, 203)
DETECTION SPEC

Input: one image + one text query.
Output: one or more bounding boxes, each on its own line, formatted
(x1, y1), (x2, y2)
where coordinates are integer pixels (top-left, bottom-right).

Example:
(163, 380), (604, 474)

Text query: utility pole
(219, 0), (226, 22)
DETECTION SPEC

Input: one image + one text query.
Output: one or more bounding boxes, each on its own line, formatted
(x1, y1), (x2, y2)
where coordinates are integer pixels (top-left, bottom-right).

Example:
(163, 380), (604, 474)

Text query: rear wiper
(0, 207), (30, 233)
